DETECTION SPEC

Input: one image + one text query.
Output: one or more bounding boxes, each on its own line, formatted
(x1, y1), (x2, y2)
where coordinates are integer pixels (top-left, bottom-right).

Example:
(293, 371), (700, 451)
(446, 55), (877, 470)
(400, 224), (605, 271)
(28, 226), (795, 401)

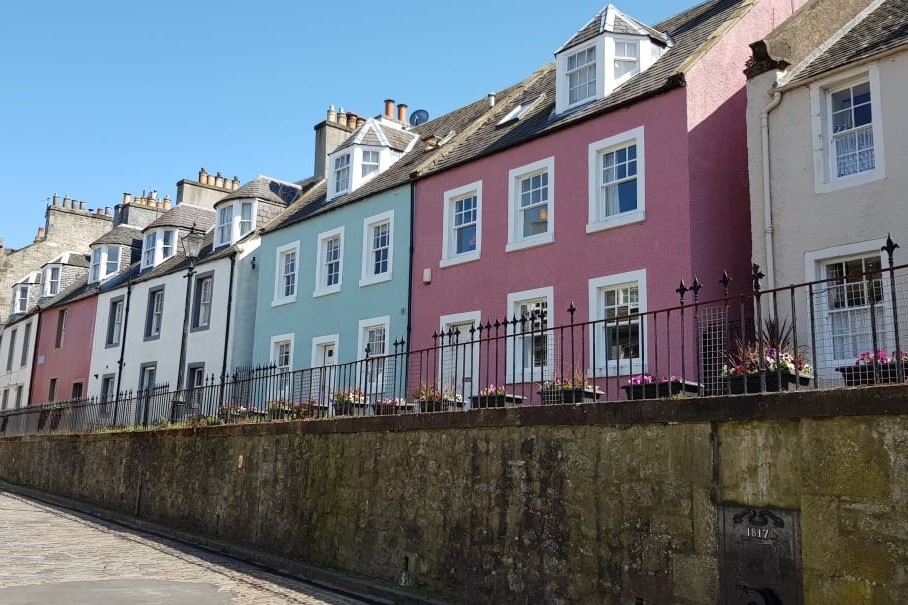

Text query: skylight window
(498, 95), (546, 126)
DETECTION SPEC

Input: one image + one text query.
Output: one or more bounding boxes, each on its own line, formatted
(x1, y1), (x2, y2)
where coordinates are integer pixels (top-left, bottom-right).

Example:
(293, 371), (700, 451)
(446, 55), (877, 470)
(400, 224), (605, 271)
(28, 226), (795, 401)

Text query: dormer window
(45, 266), (61, 297)
(14, 285), (28, 314)
(567, 46), (597, 105)
(215, 200), (256, 248)
(554, 6), (667, 115)
(90, 245), (121, 283)
(362, 150), (380, 177)
(142, 228), (177, 269)
(614, 39), (639, 80)
(334, 154), (351, 195)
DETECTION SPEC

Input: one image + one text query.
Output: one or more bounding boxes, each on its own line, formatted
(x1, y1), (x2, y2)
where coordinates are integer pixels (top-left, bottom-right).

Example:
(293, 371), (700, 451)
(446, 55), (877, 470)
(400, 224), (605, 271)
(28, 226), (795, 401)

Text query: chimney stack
(397, 103), (408, 124)
(384, 99), (395, 119)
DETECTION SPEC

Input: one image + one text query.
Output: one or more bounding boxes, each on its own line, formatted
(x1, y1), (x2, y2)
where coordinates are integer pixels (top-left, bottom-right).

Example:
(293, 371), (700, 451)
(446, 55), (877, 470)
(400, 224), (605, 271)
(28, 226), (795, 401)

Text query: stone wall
(1, 388), (907, 603)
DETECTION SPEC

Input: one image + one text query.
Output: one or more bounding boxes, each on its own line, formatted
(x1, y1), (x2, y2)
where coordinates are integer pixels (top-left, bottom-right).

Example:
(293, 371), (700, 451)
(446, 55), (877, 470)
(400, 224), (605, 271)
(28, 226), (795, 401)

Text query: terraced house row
(2, 0), (907, 415)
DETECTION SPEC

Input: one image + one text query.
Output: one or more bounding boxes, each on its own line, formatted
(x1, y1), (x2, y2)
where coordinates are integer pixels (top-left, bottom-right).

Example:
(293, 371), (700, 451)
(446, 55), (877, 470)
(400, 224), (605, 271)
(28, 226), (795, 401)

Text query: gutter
(761, 89), (782, 290)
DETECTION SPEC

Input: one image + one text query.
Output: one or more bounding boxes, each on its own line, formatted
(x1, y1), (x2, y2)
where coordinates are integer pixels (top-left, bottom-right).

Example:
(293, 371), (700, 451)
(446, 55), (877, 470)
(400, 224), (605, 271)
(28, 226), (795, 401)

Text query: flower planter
(333, 402), (369, 416)
(469, 394), (525, 408)
(836, 363), (904, 386)
(416, 399), (458, 413)
(374, 403), (414, 415)
(726, 372), (810, 394)
(538, 387), (603, 405)
(621, 380), (701, 400)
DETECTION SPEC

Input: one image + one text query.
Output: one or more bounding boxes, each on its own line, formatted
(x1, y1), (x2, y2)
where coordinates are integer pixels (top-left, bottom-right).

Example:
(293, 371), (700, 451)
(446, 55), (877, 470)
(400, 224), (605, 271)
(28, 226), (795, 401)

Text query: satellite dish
(410, 109), (430, 126)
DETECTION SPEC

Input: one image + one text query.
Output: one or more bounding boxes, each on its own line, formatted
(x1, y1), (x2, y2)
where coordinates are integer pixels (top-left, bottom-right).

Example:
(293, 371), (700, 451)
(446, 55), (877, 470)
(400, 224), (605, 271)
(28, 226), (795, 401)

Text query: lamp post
(173, 224), (205, 420)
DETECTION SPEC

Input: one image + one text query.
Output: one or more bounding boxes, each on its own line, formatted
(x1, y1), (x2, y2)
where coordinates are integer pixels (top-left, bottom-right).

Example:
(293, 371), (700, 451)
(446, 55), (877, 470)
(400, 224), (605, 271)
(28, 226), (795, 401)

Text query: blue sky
(0, 1), (695, 249)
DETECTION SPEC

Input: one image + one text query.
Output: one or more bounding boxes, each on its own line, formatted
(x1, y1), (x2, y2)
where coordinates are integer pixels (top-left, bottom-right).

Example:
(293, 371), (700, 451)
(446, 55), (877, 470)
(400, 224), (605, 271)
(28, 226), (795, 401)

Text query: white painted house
(746, 0), (908, 383)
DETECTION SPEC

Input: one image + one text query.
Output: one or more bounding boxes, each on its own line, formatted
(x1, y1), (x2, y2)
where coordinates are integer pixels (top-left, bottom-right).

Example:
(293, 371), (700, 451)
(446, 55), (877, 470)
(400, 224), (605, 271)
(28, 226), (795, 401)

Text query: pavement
(0, 490), (371, 605)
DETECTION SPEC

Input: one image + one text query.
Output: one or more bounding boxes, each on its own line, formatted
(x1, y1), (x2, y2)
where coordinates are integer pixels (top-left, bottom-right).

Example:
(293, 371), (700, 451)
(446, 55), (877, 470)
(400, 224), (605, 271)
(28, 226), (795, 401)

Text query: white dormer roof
(554, 4), (669, 115)
(326, 119), (418, 200)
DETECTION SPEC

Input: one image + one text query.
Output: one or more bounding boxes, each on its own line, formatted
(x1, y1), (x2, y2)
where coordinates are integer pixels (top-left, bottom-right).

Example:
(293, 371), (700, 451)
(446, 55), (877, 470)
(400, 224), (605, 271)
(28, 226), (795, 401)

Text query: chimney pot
(105, 207), (112, 216)
(488, 93), (495, 108)
(215, 172), (224, 188)
(52, 194), (60, 206)
(79, 201), (87, 210)
(123, 193), (132, 205)
(233, 177), (240, 190)
(346, 112), (356, 129)
(163, 200), (172, 211)
(36, 227), (45, 240)
(62, 196), (70, 208)
(337, 107), (347, 127)
(356, 116), (366, 128)
(199, 167), (207, 182)
(327, 105), (337, 124)
(397, 103), (408, 123)
(384, 99), (395, 118)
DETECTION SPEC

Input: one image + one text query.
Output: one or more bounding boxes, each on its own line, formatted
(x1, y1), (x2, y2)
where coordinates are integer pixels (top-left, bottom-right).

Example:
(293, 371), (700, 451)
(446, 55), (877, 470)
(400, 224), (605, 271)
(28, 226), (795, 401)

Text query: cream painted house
(746, 0), (908, 383)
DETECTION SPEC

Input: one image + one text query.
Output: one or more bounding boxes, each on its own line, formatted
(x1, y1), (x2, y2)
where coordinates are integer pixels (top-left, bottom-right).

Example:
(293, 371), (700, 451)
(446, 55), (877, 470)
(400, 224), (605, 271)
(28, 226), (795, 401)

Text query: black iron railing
(3, 253), (908, 437)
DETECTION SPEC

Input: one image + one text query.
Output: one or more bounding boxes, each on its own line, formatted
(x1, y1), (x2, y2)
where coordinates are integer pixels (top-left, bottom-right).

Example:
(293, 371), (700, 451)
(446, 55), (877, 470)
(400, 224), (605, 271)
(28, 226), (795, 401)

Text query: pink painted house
(409, 0), (807, 402)
(30, 290), (98, 403)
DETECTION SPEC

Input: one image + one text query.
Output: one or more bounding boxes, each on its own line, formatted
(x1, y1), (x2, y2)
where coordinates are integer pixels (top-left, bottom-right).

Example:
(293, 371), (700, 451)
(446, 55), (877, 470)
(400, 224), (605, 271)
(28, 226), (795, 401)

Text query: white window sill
(359, 273), (392, 288)
(439, 252), (480, 268)
(586, 209), (645, 234)
(313, 285), (341, 298)
(271, 296), (297, 307)
(505, 234), (554, 253)
(814, 168), (885, 194)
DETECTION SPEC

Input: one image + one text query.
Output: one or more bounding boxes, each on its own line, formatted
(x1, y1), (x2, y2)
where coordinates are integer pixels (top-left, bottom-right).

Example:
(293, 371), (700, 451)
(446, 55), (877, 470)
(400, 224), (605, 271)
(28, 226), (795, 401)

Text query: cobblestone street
(0, 490), (370, 605)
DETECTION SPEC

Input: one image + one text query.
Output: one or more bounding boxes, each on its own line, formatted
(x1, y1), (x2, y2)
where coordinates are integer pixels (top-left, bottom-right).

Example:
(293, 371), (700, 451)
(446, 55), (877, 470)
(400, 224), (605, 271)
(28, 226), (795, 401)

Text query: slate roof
(557, 3), (670, 53)
(784, 0), (908, 86)
(92, 225), (143, 248)
(333, 121), (416, 153)
(263, 0), (755, 235)
(417, 0), (756, 175)
(144, 203), (216, 232)
(216, 177), (301, 206)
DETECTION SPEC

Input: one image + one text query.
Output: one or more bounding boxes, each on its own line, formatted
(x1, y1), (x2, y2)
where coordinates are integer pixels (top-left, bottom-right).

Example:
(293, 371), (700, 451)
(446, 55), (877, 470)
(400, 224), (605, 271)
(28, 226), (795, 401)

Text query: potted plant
(621, 374), (700, 400)
(470, 384), (525, 408)
(267, 398), (313, 421)
(537, 371), (603, 404)
(410, 385), (462, 412)
(837, 349), (907, 386)
(722, 318), (812, 393)
(332, 388), (368, 416)
(374, 397), (412, 415)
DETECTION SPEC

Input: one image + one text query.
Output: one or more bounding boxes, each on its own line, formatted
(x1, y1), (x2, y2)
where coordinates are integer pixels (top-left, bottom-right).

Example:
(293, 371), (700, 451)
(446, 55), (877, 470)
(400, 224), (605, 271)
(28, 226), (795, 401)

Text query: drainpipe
(761, 89), (782, 290)
(114, 279), (133, 403)
(406, 180), (416, 351)
(219, 252), (237, 404)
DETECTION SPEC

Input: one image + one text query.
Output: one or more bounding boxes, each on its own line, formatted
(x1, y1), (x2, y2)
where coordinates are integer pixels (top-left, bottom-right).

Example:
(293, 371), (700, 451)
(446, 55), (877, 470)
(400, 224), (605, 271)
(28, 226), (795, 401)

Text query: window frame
(507, 157), (555, 252)
(106, 296), (125, 348)
(361, 149), (380, 178)
(613, 37), (640, 83)
(272, 241), (300, 306)
(55, 309), (67, 349)
(587, 126), (646, 233)
(588, 269), (648, 376)
(144, 286), (165, 341)
(5, 328), (17, 372)
(314, 226), (344, 297)
(440, 180), (483, 267)
(14, 285), (29, 314)
(270, 333), (294, 373)
(191, 271), (214, 332)
(332, 153), (351, 197)
(357, 315), (390, 394)
(90, 245), (121, 283)
(20, 321), (31, 368)
(566, 44), (598, 107)
(360, 210), (394, 287)
(505, 286), (554, 382)
(45, 266), (61, 297)
(810, 64), (885, 193)
(142, 232), (157, 268)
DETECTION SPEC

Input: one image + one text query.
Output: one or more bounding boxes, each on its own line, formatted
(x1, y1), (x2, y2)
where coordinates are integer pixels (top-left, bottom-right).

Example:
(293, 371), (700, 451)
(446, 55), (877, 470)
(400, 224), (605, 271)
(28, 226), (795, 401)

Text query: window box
(469, 393), (525, 408)
(414, 398), (461, 413)
(725, 371), (810, 394)
(621, 379), (700, 400)
(836, 363), (904, 386)
(373, 399), (414, 415)
(538, 386), (603, 404)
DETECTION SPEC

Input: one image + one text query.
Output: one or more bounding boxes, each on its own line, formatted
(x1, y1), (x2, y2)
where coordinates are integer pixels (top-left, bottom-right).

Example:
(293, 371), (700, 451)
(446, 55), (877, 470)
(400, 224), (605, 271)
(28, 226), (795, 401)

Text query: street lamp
(173, 224), (205, 420)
